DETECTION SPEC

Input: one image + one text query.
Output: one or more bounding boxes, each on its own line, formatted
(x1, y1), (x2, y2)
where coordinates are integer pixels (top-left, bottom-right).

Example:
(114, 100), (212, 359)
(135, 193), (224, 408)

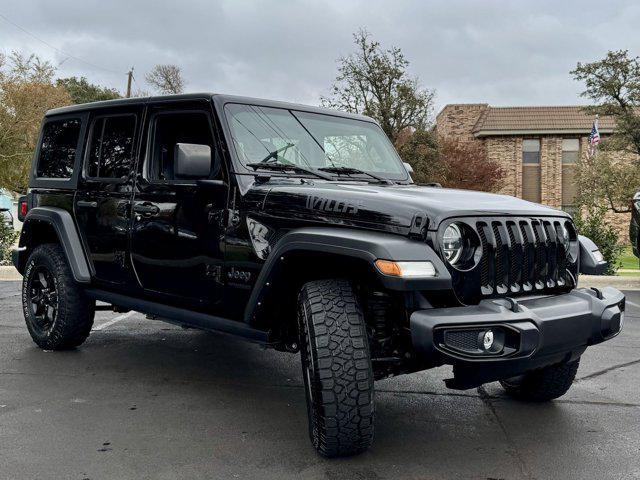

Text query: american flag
(588, 117), (600, 157)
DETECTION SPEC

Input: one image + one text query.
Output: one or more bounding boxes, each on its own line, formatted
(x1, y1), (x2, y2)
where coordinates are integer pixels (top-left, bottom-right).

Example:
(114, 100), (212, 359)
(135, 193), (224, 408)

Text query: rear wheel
(500, 359), (580, 402)
(22, 244), (95, 350)
(298, 279), (375, 457)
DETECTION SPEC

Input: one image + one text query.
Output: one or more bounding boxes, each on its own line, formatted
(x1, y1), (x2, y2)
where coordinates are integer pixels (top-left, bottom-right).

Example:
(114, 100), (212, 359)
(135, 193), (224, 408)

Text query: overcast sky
(2, 0), (639, 115)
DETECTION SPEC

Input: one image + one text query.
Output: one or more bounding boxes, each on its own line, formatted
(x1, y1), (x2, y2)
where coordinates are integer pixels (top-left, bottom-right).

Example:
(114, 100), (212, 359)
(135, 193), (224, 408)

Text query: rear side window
(149, 111), (214, 181)
(36, 118), (82, 178)
(87, 115), (137, 179)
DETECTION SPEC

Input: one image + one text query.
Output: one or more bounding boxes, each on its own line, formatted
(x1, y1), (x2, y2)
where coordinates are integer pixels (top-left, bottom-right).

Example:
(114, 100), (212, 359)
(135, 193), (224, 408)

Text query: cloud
(1, 0), (639, 113)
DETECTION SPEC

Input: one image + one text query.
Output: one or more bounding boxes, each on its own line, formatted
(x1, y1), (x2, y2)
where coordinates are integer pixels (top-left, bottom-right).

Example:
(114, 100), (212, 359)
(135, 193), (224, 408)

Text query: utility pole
(126, 67), (134, 98)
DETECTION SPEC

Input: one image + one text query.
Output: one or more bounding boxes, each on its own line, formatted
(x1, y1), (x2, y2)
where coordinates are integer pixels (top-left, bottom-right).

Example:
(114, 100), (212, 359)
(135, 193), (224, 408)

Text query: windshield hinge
(409, 214), (428, 239)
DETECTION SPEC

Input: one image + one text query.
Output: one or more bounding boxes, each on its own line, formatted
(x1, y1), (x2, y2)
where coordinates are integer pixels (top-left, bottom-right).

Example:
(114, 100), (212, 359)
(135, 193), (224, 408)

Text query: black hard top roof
(46, 93), (376, 123)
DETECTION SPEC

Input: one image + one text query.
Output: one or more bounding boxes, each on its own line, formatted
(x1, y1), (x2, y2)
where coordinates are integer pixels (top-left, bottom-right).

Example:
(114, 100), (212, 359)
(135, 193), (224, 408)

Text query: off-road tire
(22, 243), (95, 350)
(500, 359), (580, 402)
(298, 279), (375, 457)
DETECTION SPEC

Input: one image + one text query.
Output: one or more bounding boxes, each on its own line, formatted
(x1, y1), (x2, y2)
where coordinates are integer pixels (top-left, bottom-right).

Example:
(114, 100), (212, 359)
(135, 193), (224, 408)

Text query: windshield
(224, 103), (408, 181)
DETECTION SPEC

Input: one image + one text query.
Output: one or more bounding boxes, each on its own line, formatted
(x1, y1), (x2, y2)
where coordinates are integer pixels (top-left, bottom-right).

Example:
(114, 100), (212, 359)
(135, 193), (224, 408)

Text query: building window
(522, 139), (541, 203)
(562, 139), (579, 164)
(522, 139), (540, 164)
(561, 138), (579, 210)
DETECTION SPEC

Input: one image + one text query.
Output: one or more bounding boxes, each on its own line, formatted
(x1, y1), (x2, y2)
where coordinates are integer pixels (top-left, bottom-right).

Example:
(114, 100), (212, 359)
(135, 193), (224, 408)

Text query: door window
(87, 115), (137, 179)
(148, 111), (216, 182)
(36, 118), (82, 178)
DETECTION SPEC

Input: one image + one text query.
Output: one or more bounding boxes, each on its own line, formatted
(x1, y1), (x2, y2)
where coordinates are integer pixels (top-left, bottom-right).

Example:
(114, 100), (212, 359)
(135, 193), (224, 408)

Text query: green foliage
(395, 129), (440, 183)
(572, 50), (640, 157)
(0, 218), (18, 266)
(573, 204), (623, 275)
(322, 29), (435, 144)
(56, 76), (120, 104)
(572, 50), (640, 214)
(575, 149), (640, 214)
(0, 52), (71, 194)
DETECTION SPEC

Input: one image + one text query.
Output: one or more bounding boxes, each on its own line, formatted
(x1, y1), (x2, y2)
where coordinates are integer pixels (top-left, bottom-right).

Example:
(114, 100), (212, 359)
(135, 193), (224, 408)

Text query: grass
(616, 245), (639, 275)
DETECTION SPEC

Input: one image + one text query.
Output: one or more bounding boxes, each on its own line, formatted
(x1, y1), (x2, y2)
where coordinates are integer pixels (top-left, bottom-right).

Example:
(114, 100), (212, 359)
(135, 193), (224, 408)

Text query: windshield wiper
(246, 162), (334, 181)
(318, 166), (393, 185)
(257, 142), (295, 164)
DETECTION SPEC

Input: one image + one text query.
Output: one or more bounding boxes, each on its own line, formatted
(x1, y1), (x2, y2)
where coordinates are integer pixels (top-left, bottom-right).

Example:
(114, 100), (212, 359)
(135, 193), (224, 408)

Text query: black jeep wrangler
(13, 94), (625, 457)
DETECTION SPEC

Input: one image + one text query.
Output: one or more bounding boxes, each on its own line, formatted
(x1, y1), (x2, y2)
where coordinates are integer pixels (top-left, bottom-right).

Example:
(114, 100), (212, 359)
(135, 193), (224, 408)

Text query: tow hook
(491, 297), (520, 313)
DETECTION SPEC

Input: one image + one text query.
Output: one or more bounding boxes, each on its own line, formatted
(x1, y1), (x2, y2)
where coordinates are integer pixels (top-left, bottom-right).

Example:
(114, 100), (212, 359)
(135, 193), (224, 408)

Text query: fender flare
(243, 227), (451, 324)
(16, 207), (91, 283)
(578, 234), (608, 275)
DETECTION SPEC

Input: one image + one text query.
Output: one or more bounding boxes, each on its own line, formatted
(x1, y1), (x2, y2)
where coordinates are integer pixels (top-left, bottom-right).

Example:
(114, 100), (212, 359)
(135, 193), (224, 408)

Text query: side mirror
(403, 162), (414, 175)
(174, 143), (211, 179)
(579, 235), (608, 275)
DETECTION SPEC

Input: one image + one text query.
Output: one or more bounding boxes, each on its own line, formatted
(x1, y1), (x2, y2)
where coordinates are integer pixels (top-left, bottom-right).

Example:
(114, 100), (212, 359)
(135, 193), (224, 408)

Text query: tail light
(18, 196), (28, 222)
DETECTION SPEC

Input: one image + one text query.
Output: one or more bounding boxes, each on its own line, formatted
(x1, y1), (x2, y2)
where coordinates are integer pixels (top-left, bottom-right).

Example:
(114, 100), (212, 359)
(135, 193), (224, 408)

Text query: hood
(253, 181), (568, 233)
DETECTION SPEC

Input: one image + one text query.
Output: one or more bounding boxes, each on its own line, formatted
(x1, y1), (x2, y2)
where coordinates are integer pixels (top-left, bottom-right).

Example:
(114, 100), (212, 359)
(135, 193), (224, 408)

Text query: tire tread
(22, 243), (94, 350)
(298, 279), (374, 457)
(500, 360), (580, 402)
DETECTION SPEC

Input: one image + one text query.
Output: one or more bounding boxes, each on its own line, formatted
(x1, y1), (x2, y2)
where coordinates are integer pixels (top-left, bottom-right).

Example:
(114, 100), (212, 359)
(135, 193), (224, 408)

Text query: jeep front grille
(439, 217), (578, 304)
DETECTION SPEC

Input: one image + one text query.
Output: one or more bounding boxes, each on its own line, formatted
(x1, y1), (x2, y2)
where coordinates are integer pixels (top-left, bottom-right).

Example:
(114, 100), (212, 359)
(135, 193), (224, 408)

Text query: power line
(0, 12), (123, 75)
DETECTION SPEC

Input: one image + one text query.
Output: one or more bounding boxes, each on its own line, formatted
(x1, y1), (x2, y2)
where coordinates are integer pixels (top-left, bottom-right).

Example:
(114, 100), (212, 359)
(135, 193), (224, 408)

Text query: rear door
(130, 101), (228, 310)
(74, 107), (142, 288)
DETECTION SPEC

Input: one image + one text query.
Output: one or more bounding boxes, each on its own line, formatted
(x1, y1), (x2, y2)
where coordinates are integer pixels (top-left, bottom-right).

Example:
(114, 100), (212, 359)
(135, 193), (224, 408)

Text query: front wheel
(22, 244), (95, 350)
(298, 279), (375, 457)
(500, 359), (580, 402)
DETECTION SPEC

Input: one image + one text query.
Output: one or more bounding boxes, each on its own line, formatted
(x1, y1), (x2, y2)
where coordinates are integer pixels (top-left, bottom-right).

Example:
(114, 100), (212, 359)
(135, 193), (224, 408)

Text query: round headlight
(443, 223), (464, 265)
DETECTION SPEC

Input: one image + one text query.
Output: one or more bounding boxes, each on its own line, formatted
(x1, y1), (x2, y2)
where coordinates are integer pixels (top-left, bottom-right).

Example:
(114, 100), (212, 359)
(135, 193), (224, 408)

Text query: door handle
(133, 203), (160, 216)
(76, 200), (98, 208)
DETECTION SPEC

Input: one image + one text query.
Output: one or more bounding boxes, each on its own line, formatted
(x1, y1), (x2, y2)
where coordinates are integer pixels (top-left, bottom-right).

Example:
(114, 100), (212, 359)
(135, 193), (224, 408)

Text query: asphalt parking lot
(1, 280), (639, 480)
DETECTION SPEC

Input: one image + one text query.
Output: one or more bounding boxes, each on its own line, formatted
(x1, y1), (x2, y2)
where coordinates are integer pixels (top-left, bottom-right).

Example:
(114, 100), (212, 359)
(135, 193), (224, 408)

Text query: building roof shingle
(472, 106), (615, 137)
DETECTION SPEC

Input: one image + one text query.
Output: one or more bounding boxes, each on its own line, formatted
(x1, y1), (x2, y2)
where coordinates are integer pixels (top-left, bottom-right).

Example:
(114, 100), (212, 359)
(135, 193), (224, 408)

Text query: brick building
(436, 104), (632, 239)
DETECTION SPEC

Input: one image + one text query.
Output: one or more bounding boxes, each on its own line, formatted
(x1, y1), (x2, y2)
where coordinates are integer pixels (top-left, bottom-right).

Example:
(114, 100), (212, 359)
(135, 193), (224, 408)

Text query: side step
(86, 289), (269, 343)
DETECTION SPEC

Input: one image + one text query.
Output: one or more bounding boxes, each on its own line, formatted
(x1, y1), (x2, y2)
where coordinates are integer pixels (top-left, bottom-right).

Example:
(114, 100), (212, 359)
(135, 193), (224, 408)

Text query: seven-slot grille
(476, 218), (572, 296)
(443, 217), (577, 303)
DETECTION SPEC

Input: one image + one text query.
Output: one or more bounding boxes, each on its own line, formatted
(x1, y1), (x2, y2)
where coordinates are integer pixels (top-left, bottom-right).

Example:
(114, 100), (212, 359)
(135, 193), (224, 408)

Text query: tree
(322, 29), (435, 144)
(0, 52), (71, 194)
(575, 149), (640, 214)
(573, 203), (623, 275)
(572, 50), (640, 157)
(572, 50), (640, 213)
(56, 76), (120, 104)
(395, 129), (441, 184)
(396, 130), (504, 191)
(145, 64), (185, 94)
(437, 137), (504, 192)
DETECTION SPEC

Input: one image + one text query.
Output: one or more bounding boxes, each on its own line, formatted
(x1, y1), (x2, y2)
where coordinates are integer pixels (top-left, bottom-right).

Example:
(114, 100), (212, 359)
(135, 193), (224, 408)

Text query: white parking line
(93, 311), (135, 331)
(626, 300), (640, 310)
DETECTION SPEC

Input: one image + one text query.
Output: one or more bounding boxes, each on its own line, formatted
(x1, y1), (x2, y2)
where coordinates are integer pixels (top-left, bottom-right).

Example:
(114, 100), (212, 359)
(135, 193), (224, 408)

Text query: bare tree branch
(145, 64), (186, 94)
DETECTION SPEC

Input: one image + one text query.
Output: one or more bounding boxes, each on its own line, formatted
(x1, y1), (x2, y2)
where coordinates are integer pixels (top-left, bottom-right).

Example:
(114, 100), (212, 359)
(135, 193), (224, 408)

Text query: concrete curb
(578, 275), (640, 291)
(1, 265), (640, 290)
(0, 266), (21, 281)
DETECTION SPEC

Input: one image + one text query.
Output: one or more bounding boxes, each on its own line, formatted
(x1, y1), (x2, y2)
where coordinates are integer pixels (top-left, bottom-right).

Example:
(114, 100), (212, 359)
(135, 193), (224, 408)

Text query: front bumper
(410, 287), (625, 389)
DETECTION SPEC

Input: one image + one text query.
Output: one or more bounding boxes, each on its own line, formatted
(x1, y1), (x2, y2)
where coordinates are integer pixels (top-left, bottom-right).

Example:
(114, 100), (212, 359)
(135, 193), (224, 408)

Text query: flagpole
(594, 114), (599, 159)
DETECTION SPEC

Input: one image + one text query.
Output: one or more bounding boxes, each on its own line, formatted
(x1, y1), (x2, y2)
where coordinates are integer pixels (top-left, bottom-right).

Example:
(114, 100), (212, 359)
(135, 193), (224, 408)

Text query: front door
(130, 102), (228, 310)
(74, 107), (142, 288)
